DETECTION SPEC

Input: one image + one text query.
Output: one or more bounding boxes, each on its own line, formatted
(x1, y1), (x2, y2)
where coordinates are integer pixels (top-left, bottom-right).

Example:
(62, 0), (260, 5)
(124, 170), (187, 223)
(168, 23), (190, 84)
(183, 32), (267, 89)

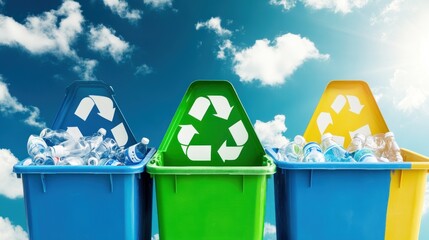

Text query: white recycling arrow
(74, 97), (95, 121)
(66, 127), (83, 141)
(111, 122), (128, 147)
(89, 95), (116, 121)
(346, 95), (364, 114)
(179, 95), (248, 162)
(331, 95), (346, 114)
(208, 95), (233, 120)
(178, 125), (198, 146)
(74, 95), (116, 122)
(317, 112), (333, 135)
(189, 97), (211, 121)
(218, 142), (243, 162)
(187, 145), (211, 161)
(229, 120), (248, 145)
(349, 124), (371, 140)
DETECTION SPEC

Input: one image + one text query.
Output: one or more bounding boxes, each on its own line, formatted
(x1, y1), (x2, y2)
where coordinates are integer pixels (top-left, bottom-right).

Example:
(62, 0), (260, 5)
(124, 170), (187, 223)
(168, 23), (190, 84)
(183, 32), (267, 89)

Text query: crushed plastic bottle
(347, 133), (366, 157)
(27, 135), (55, 165)
(50, 138), (91, 161)
(40, 128), (73, 146)
(84, 128), (107, 151)
(281, 135), (306, 162)
(321, 133), (354, 162)
(384, 132), (403, 162)
(303, 142), (325, 162)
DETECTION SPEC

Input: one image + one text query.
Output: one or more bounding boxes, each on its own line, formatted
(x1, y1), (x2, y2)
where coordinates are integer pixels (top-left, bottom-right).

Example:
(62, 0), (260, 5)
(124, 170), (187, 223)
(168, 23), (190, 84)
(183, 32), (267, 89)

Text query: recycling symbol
(67, 95), (129, 147)
(316, 94), (371, 147)
(177, 95), (249, 162)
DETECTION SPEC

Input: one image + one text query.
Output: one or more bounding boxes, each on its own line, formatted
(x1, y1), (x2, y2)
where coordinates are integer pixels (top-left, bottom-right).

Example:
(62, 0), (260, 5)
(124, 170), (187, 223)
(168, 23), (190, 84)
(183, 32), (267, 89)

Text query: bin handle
(40, 174), (46, 193)
(109, 174), (114, 193)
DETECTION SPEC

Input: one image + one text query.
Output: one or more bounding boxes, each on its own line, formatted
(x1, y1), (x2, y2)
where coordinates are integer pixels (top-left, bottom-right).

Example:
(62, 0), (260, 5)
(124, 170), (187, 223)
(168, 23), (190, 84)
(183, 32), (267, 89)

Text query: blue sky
(0, 0), (428, 239)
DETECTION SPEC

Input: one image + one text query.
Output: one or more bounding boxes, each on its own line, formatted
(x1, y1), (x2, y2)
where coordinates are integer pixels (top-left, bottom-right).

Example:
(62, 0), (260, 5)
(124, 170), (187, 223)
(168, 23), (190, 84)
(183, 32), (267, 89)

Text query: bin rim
(13, 148), (156, 175)
(265, 147), (418, 170)
(146, 152), (276, 175)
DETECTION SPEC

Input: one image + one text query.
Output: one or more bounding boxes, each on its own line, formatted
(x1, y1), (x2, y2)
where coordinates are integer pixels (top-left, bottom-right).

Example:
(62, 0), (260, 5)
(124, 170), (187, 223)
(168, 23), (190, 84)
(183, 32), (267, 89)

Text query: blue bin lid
(264, 147), (412, 170)
(51, 80), (137, 148)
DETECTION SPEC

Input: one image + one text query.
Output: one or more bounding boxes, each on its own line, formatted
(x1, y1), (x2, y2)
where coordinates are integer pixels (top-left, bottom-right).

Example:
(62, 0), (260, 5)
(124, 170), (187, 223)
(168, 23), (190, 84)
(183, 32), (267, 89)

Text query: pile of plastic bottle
(277, 132), (403, 163)
(24, 128), (150, 166)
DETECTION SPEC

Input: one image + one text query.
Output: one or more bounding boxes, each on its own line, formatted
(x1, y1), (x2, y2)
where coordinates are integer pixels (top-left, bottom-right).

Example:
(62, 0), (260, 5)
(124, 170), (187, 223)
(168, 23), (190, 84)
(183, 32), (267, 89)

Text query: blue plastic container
(14, 148), (155, 240)
(13, 80), (155, 240)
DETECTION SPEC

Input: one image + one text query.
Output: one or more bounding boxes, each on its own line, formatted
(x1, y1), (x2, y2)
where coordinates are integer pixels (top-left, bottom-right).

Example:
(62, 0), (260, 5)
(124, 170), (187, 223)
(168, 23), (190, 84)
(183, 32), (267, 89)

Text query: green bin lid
(159, 80), (265, 166)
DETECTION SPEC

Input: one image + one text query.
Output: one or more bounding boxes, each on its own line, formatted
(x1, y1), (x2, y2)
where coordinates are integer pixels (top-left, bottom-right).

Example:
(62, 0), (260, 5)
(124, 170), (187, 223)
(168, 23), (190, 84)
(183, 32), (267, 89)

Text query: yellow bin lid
(304, 80), (389, 147)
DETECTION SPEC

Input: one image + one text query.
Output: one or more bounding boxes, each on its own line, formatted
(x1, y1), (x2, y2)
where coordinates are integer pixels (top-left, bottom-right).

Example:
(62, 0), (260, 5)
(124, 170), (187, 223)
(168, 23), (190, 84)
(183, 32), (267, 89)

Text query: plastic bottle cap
(294, 135), (305, 145)
(321, 133), (333, 141)
(385, 132), (394, 138)
(98, 128), (107, 136)
(354, 133), (366, 142)
(141, 137), (150, 145)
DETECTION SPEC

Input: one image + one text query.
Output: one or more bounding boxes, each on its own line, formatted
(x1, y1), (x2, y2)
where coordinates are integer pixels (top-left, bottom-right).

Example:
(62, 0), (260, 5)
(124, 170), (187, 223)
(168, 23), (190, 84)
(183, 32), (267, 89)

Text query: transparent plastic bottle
(321, 133), (354, 162)
(282, 135), (306, 162)
(27, 135), (55, 165)
(347, 133), (366, 157)
(117, 137), (149, 165)
(84, 128), (107, 151)
(384, 132), (403, 162)
(303, 142), (325, 162)
(364, 134), (386, 159)
(39, 128), (73, 146)
(49, 138), (91, 160)
(98, 158), (125, 166)
(58, 156), (85, 166)
(83, 138), (120, 165)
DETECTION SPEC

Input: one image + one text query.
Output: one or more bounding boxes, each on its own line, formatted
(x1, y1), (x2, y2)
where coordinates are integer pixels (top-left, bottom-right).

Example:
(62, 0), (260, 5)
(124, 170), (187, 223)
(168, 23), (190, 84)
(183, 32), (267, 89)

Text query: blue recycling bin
(13, 81), (154, 240)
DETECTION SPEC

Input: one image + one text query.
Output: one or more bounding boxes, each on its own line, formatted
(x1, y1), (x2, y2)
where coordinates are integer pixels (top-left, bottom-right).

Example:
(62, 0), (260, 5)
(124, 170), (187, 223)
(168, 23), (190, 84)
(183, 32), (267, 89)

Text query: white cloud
(388, 69), (429, 113)
(270, 0), (368, 14)
(151, 234), (159, 240)
(254, 115), (289, 148)
(103, 0), (141, 22)
(0, 217), (28, 240)
(217, 39), (235, 59)
(88, 24), (131, 63)
(135, 64), (153, 76)
(196, 17), (232, 37)
(233, 33), (329, 86)
(144, 0), (173, 9)
(73, 59), (98, 81)
(371, 0), (403, 25)
(0, 77), (46, 128)
(0, 0), (83, 56)
(0, 149), (23, 199)
(269, 0), (297, 10)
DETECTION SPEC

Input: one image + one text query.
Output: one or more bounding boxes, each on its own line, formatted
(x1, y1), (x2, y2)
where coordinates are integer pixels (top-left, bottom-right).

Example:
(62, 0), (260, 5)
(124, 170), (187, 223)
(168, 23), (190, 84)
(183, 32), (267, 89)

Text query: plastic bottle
(384, 132), (403, 162)
(85, 128), (107, 151)
(282, 135), (306, 162)
(117, 137), (150, 165)
(347, 133), (366, 157)
(83, 138), (120, 165)
(321, 133), (354, 162)
(303, 142), (325, 162)
(353, 148), (378, 163)
(49, 138), (91, 160)
(364, 134), (385, 158)
(98, 158), (125, 166)
(39, 128), (73, 146)
(27, 135), (55, 165)
(58, 156), (86, 166)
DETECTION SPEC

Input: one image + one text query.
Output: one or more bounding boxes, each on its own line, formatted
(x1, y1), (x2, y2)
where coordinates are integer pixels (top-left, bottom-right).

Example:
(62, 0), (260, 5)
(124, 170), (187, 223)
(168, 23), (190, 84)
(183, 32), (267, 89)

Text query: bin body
(147, 81), (276, 240)
(14, 148), (155, 240)
(268, 80), (429, 240)
(155, 174), (267, 240)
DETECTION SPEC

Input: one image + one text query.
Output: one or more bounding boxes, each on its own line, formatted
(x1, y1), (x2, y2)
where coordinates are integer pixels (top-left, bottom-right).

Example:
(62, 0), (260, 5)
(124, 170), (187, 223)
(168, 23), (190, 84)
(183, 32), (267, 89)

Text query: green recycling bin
(147, 80), (275, 240)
